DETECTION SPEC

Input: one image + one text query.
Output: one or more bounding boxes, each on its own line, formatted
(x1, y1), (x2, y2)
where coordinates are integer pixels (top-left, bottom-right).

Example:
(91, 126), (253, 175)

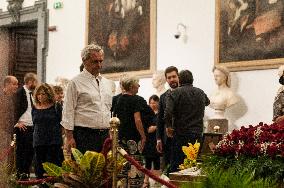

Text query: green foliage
(42, 162), (63, 177)
(43, 149), (106, 187)
(200, 155), (283, 188)
(42, 148), (125, 188)
(61, 160), (73, 173)
(71, 148), (83, 164)
(202, 166), (277, 188)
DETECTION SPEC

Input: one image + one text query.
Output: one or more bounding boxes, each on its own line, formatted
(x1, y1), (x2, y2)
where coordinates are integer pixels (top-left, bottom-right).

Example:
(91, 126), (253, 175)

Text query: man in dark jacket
(14, 72), (38, 179)
(156, 66), (179, 174)
(165, 70), (210, 172)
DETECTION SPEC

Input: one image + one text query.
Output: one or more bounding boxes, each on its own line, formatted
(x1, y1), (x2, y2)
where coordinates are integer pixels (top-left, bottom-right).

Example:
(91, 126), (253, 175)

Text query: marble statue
(209, 65), (239, 119)
(152, 70), (167, 97)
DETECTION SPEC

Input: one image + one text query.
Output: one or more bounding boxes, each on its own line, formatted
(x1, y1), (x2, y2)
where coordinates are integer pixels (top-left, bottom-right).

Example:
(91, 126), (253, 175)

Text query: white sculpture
(152, 70), (167, 97)
(209, 65), (239, 119)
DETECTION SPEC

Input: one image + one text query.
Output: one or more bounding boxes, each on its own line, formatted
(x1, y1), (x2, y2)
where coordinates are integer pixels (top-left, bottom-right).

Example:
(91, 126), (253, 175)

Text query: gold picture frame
(215, 0), (284, 71)
(86, 0), (156, 79)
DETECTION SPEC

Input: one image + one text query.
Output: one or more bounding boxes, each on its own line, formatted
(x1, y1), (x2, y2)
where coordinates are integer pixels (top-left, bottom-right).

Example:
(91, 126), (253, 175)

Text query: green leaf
(71, 148), (83, 164)
(90, 152), (105, 177)
(43, 162), (62, 177)
(80, 151), (97, 171)
(62, 160), (73, 173)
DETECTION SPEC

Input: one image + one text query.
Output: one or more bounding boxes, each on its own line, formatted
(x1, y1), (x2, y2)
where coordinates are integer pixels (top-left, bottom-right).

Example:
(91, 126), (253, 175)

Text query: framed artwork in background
(86, 0), (156, 79)
(215, 0), (284, 71)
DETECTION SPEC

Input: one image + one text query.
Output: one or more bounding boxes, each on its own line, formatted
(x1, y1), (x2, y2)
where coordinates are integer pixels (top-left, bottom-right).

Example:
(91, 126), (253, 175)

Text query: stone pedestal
(169, 169), (206, 187)
(200, 133), (223, 155)
(207, 118), (228, 133)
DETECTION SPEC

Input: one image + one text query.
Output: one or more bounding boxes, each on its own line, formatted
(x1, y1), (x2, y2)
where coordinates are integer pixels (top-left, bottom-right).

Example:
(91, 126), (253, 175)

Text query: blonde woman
(113, 76), (154, 188)
(32, 83), (63, 179)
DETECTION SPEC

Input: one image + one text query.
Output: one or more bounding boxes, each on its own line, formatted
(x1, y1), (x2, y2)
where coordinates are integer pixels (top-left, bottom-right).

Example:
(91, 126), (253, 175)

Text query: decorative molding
(7, 0), (24, 23)
(0, 0), (48, 82)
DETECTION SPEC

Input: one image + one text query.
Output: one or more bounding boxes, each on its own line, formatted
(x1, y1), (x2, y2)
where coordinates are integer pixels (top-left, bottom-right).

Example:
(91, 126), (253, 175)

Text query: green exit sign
(53, 1), (63, 9)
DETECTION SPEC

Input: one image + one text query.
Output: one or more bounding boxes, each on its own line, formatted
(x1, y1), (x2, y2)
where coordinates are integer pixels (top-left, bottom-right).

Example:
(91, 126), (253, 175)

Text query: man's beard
(169, 82), (178, 89)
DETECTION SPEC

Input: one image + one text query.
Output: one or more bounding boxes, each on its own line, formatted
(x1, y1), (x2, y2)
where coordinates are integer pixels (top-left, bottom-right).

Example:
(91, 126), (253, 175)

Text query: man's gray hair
(81, 44), (104, 61)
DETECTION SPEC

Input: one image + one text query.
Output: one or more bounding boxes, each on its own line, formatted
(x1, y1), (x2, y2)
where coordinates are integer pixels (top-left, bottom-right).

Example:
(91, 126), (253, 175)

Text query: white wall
(0, 0), (280, 130)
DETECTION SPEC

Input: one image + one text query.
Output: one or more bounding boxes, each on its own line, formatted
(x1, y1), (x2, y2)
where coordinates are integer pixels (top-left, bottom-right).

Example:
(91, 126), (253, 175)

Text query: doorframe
(0, 0), (48, 82)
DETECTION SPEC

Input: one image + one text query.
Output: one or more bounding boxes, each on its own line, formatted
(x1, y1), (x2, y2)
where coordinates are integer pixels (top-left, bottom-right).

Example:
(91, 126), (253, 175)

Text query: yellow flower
(182, 140), (200, 161)
(180, 140), (200, 169)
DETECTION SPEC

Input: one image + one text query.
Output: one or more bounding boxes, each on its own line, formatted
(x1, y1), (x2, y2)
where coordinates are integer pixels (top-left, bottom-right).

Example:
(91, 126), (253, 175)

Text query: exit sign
(54, 1), (63, 9)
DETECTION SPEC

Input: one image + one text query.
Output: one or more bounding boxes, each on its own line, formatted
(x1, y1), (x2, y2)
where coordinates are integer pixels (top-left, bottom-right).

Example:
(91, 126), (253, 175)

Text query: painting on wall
(215, 0), (284, 71)
(87, 0), (156, 79)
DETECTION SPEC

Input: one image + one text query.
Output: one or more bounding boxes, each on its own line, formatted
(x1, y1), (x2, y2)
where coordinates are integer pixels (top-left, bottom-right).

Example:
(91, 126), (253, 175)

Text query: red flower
(267, 143), (278, 158)
(215, 122), (284, 159)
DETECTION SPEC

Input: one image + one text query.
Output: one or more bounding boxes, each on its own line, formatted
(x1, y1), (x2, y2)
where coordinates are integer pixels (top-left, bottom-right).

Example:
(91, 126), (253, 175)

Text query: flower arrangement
(179, 140), (200, 170)
(215, 122), (284, 158)
(200, 122), (284, 187)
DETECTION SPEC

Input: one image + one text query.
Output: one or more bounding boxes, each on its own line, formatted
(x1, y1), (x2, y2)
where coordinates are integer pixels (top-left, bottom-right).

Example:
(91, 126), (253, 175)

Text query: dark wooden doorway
(9, 22), (37, 86)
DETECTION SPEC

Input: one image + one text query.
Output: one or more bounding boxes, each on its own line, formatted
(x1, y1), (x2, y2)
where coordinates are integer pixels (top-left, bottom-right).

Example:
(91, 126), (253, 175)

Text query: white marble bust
(152, 70), (167, 97)
(210, 65), (239, 119)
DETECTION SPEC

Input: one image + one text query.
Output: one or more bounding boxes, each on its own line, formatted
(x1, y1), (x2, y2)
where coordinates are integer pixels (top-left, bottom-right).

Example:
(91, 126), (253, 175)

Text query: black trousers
(169, 133), (202, 173)
(73, 126), (109, 154)
(15, 126), (34, 178)
(34, 145), (63, 178)
(145, 156), (160, 170)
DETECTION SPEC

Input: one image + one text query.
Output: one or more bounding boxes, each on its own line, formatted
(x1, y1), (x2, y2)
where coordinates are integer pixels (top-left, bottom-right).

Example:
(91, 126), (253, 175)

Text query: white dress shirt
(19, 85), (33, 126)
(61, 69), (114, 130)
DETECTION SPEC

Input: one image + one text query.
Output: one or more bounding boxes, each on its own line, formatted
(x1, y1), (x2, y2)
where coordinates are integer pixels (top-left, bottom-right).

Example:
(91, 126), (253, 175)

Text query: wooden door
(9, 24), (37, 86)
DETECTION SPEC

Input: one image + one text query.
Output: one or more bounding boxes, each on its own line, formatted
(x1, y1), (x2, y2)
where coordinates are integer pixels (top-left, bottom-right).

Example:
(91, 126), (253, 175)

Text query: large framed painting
(215, 0), (284, 71)
(86, 0), (156, 79)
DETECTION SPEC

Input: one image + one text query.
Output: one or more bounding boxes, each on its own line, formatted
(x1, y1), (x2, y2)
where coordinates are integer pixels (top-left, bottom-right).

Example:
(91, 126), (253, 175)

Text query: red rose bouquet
(215, 122), (284, 158)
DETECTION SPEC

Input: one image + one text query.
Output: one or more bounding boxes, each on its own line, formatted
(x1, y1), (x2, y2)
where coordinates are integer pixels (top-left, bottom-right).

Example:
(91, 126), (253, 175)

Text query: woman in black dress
(32, 83), (63, 179)
(142, 94), (161, 187)
(113, 76), (155, 188)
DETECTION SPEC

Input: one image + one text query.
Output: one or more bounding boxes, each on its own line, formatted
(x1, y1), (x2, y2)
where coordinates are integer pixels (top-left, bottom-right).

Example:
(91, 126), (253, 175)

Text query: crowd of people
(2, 43), (282, 188)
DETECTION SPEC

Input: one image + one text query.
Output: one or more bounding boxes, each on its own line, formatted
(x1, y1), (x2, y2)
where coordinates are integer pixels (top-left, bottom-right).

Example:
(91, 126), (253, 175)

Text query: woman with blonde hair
(113, 76), (155, 188)
(32, 83), (63, 179)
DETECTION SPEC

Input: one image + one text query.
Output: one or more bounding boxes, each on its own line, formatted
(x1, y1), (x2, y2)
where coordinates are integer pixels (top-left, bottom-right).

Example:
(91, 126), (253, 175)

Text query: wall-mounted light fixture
(48, 26), (57, 32)
(174, 23), (188, 43)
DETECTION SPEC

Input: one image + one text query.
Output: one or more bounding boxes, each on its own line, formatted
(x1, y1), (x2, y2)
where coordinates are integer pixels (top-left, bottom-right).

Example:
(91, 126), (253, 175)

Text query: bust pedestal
(207, 119), (228, 134)
(169, 168), (206, 187)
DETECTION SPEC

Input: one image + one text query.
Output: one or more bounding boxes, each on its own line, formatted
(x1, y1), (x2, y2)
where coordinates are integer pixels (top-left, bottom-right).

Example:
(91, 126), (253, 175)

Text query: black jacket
(156, 89), (171, 144)
(164, 84), (210, 136)
(14, 86), (29, 122)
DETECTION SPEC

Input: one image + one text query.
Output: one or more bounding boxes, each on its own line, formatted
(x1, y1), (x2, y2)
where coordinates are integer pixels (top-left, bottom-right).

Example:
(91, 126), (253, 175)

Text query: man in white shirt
(62, 44), (114, 154)
(14, 73), (38, 179)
